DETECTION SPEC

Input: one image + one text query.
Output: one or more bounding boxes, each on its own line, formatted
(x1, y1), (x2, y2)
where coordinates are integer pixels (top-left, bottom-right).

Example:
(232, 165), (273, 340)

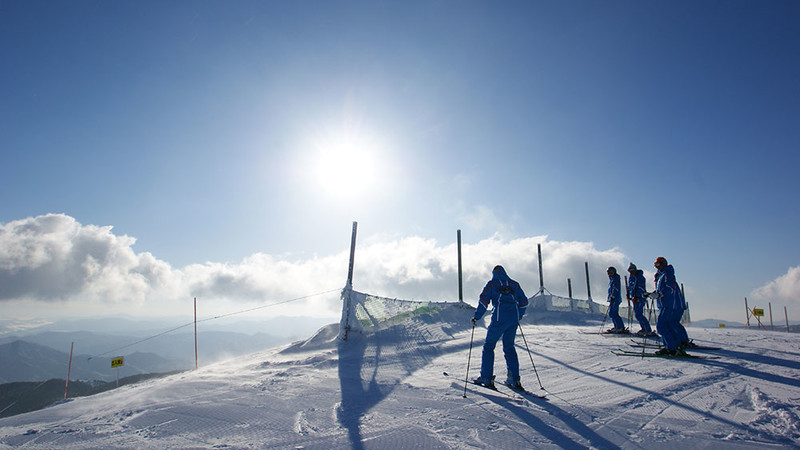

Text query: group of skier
(605, 257), (692, 355)
(470, 257), (692, 392)
(604, 264), (651, 335)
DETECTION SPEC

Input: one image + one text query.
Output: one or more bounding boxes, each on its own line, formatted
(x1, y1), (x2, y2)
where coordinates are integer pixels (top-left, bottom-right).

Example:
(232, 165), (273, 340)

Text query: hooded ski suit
(607, 273), (624, 330)
(473, 266), (528, 383)
(655, 264), (688, 350)
(628, 270), (651, 333)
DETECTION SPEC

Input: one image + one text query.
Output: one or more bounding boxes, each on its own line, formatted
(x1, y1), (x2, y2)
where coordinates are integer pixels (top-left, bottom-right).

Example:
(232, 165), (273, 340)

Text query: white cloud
(0, 214), (173, 304)
(1, 214), (632, 319)
(349, 234), (628, 303)
(750, 266), (800, 309)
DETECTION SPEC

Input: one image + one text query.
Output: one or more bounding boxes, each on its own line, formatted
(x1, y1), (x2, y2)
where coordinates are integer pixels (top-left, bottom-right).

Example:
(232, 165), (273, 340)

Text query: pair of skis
(578, 330), (632, 337)
(444, 372), (546, 402)
(611, 348), (719, 359)
(627, 339), (721, 351)
(616, 339), (721, 358)
(581, 328), (720, 359)
(579, 329), (662, 339)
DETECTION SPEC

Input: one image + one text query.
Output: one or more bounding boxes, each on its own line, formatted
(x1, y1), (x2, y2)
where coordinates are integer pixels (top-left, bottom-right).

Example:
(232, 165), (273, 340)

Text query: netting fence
(339, 287), (690, 339)
(338, 287), (464, 340)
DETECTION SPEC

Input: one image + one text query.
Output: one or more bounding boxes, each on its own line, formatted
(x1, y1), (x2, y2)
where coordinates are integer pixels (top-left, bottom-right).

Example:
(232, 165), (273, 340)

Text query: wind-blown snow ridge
(1, 304), (799, 448)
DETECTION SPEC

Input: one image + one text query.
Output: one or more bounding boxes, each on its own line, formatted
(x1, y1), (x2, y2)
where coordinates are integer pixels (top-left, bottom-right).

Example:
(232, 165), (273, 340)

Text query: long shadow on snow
(702, 353), (800, 389)
(710, 348), (800, 386)
(704, 341), (800, 360)
(530, 349), (796, 446)
(614, 344), (800, 389)
(459, 382), (618, 449)
(336, 305), (474, 449)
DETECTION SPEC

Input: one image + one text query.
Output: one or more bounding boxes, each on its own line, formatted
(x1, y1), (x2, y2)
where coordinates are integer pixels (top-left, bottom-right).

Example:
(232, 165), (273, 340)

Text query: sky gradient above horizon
(2, 1), (799, 324)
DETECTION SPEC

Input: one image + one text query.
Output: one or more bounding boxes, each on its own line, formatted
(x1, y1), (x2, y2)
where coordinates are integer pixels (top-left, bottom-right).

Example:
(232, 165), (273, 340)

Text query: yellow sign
(111, 357), (124, 368)
(718, 323), (726, 328)
(753, 308), (765, 317)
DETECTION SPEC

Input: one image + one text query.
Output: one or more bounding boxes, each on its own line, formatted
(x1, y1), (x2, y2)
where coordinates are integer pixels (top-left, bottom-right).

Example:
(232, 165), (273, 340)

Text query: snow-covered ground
(1, 305), (799, 449)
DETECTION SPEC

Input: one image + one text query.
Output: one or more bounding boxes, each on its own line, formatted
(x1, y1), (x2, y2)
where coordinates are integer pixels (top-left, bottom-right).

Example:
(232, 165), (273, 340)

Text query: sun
(311, 128), (383, 200)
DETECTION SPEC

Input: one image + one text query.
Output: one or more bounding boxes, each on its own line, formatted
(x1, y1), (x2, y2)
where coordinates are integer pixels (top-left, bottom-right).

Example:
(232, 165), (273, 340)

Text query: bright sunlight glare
(311, 129), (383, 200)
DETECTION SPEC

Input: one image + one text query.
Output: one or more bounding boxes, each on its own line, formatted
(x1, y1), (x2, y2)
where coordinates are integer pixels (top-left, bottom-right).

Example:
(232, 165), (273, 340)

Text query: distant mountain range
(0, 340), (183, 383)
(0, 315), (337, 339)
(690, 319), (746, 328)
(0, 316), (337, 383)
(690, 318), (799, 330)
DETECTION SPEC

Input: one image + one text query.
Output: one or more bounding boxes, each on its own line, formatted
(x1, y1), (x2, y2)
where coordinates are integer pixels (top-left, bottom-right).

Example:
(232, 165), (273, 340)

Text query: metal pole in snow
(64, 342), (74, 399)
(347, 221), (358, 288)
(786, 306), (790, 333)
(769, 303), (774, 331)
(585, 262), (592, 300)
(745, 297), (750, 328)
(457, 230), (463, 302)
(568, 278), (572, 298)
(537, 243), (544, 292)
(341, 221), (358, 341)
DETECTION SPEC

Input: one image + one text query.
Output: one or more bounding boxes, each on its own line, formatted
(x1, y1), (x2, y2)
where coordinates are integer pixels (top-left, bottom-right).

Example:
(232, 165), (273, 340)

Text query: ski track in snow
(1, 305), (800, 449)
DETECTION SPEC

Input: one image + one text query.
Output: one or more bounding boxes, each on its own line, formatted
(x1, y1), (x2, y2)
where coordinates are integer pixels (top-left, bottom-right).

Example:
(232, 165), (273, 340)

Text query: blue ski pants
(608, 301), (624, 330)
(634, 300), (651, 333)
(657, 307), (679, 350)
(480, 319), (520, 381)
(670, 308), (689, 344)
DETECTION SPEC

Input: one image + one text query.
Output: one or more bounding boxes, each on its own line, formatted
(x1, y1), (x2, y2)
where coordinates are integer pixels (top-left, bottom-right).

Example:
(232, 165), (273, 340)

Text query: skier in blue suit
(606, 267), (626, 333)
(626, 263), (652, 335)
(472, 265), (529, 390)
(659, 258), (691, 350)
(654, 257), (689, 355)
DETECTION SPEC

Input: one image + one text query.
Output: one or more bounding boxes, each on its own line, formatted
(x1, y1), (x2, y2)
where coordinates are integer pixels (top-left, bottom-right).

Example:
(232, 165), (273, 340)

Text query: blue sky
(1, 1), (798, 324)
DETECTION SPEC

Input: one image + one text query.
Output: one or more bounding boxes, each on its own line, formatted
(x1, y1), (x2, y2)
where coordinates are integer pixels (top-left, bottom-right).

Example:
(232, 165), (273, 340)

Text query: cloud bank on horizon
(750, 266), (800, 309)
(1, 214), (797, 321)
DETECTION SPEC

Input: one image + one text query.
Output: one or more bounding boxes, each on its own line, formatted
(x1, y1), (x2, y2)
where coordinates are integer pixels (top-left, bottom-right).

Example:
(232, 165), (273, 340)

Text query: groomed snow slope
(1, 304), (799, 449)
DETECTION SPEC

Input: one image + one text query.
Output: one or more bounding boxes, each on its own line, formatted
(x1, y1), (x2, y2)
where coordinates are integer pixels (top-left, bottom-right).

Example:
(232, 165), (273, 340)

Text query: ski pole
(599, 304), (609, 333)
(641, 334), (647, 359)
(463, 321), (476, 398)
(518, 324), (544, 390)
(627, 297), (632, 330)
(640, 302), (647, 359)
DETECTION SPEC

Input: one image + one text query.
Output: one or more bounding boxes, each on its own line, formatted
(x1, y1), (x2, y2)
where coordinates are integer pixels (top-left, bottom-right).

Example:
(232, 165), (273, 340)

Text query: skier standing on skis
(606, 267), (626, 333)
(653, 257), (689, 355)
(627, 263), (652, 336)
(472, 265), (528, 390)
(659, 257), (692, 350)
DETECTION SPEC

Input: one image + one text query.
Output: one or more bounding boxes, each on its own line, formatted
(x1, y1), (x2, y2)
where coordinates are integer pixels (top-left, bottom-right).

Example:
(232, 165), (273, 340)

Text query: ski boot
(505, 376), (524, 391)
(682, 340), (699, 349)
(473, 375), (496, 389)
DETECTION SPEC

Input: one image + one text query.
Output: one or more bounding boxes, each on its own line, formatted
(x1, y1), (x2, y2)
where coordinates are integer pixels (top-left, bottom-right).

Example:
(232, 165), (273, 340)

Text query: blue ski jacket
(474, 266), (528, 324)
(627, 270), (646, 302)
(608, 273), (621, 303)
(656, 264), (686, 310)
